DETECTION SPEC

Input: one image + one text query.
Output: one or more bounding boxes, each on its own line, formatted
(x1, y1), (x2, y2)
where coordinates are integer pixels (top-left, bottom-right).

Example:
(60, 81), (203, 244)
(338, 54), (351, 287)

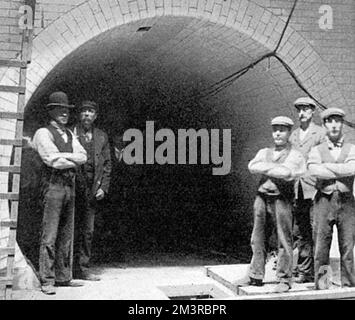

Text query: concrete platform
(6, 249), (350, 300)
(205, 261), (355, 300)
(205, 258), (279, 295)
(238, 282), (314, 296)
(11, 263), (237, 300)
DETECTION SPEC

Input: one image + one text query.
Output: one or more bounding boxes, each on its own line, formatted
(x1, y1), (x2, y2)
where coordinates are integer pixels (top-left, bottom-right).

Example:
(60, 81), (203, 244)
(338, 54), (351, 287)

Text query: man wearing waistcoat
(289, 97), (326, 283)
(73, 100), (112, 281)
(32, 91), (87, 295)
(308, 107), (355, 289)
(237, 116), (306, 293)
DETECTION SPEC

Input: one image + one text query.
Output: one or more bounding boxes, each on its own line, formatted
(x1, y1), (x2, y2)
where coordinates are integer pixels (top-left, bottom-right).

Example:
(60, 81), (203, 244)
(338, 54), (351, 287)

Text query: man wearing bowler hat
(236, 116), (306, 293)
(308, 107), (355, 289)
(32, 91), (87, 294)
(289, 97), (325, 283)
(73, 100), (112, 281)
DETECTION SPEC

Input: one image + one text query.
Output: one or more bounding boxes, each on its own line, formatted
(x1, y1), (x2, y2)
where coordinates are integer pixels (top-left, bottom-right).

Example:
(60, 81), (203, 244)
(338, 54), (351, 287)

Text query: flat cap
(320, 107), (345, 120)
(294, 97), (317, 108)
(78, 100), (98, 111)
(271, 116), (294, 127)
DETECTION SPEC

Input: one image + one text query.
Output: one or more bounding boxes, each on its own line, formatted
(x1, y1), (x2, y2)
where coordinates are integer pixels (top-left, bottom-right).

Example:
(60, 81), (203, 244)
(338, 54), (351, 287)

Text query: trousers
(313, 191), (355, 288)
(249, 193), (293, 284)
(293, 185), (314, 277)
(39, 178), (75, 285)
(74, 172), (96, 275)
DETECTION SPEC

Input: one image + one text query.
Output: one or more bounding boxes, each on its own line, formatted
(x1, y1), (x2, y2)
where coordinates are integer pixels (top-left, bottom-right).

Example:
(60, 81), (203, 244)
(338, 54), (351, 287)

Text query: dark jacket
(74, 126), (112, 196)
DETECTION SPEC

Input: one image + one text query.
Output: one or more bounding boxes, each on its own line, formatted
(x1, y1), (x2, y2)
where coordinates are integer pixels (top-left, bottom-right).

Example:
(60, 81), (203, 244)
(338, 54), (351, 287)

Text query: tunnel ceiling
(19, 15), (315, 256)
(25, 15), (306, 155)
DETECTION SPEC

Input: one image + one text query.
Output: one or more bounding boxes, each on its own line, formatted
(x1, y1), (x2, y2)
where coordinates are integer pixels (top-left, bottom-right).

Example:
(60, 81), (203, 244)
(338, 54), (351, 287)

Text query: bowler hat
(46, 91), (74, 109)
(271, 116), (294, 127)
(78, 100), (98, 112)
(320, 107), (345, 120)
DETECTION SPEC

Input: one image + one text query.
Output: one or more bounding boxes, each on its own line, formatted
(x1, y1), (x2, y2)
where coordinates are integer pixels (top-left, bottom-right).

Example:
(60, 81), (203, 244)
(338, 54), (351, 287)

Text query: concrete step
(205, 259), (279, 295)
(205, 260), (351, 300)
(238, 282), (314, 296)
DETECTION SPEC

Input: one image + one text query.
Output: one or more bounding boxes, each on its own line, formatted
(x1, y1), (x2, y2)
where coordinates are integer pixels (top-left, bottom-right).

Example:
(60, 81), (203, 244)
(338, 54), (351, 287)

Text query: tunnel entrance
(16, 15), (310, 269)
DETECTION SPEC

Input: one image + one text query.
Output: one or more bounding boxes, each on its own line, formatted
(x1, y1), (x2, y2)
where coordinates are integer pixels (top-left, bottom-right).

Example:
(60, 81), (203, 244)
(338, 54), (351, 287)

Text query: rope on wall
(197, 0), (355, 128)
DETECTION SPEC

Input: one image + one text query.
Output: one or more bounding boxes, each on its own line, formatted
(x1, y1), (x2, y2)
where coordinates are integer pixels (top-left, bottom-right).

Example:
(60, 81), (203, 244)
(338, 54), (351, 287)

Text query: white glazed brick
(225, 9), (236, 27)
(61, 28), (80, 51)
(79, 2), (101, 32)
(98, 0), (116, 27)
(118, 0), (130, 14)
(109, 5), (124, 25)
(62, 12), (84, 38)
(204, 0), (214, 12)
(220, 0), (231, 17)
(146, 0), (156, 16)
(137, 0), (147, 10)
(188, 0), (198, 8)
(71, 7), (92, 35)
(180, 0), (188, 15)
(88, 0), (102, 14)
(210, 4), (221, 22)
(164, 0), (172, 14)
(230, 0), (240, 11)
(235, 0), (248, 23)
(94, 10), (109, 31)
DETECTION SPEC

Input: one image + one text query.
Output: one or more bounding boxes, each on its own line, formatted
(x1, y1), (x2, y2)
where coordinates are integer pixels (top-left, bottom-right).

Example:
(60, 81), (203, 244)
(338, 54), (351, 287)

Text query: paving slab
(206, 259), (278, 295)
(12, 264), (236, 300)
(238, 282), (314, 296)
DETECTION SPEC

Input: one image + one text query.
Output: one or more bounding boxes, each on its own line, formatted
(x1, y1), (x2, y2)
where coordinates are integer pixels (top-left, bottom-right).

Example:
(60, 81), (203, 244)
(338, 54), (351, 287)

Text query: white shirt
(32, 122), (87, 169)
(299, 127), (309, 142)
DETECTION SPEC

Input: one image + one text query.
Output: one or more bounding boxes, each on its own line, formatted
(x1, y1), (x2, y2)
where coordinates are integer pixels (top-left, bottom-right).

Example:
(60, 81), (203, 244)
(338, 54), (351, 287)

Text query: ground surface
(11, 248), (344, 300)
(12, 253), (240, 300)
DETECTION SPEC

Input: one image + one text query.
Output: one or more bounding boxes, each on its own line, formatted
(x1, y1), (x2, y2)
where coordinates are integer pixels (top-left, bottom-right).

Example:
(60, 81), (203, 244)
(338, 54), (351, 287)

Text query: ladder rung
(0, 139), (23, 146)
(0, 166), (21, 173)
(0, 220), (17, 228)
(0, 193), (19, 200)
(0, 247), (15, 256)
(0, 277), (13, 286)
(0, 59), (27, 68)
(0, 85), (26, 94)
(0, 112), (24, 120)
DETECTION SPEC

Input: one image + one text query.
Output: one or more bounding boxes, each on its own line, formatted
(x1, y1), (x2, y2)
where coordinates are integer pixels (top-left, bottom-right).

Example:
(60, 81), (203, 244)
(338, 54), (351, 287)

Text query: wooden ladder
(0, 27), (33, 300)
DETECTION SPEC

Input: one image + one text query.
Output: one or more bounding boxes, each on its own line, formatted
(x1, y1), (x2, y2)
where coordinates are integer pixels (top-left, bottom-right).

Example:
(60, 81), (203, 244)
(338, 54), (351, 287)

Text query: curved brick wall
(0, 0), (354, 267)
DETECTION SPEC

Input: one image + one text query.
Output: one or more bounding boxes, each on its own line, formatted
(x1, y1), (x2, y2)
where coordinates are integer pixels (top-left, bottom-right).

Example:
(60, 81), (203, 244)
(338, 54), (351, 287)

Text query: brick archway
(0, 0), (348, 111)
(0, 0), (349, 271)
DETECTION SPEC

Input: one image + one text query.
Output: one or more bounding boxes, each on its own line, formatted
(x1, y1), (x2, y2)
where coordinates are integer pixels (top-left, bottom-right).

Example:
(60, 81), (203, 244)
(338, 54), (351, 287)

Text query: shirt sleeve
(32, 128), (86, 169)
(307, 145), (338, 179)
(248, 148), (268, 173)
(345, 145), (355, 163)
(282, 149), (306, 179)
(325, 145), (355, 177)
(32, 128), (66, 168)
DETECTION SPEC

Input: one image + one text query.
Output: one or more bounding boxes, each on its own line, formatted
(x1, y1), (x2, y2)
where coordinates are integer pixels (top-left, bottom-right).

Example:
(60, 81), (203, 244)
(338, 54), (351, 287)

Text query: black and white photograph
(0, 0), (355, 305)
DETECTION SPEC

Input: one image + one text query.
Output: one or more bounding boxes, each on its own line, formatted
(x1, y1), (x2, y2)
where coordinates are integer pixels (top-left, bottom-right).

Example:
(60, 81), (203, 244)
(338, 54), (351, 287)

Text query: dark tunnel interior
(16, 17), (304, 268)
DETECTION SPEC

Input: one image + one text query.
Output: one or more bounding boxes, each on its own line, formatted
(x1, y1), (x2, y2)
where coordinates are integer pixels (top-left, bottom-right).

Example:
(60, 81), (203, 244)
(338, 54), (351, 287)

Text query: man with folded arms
(308, 107), (355, 289)
(32, 91), (87, 295)
(236, 116), (306, 293)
